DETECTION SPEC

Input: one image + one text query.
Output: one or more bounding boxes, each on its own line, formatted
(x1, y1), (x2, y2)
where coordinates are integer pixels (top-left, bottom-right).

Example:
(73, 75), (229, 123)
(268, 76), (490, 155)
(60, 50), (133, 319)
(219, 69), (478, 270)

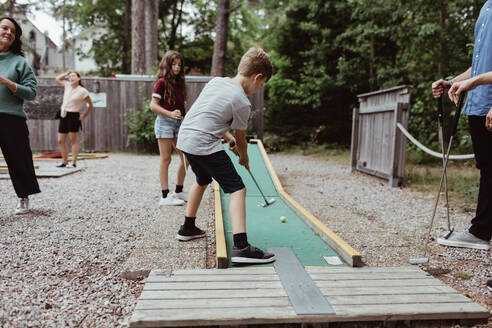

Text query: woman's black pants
(0, 113), (40, 198)
(468, 116), (492, 242)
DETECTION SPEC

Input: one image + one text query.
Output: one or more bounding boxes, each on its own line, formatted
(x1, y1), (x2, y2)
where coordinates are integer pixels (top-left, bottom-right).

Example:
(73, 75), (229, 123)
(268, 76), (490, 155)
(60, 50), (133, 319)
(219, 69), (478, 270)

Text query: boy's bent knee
(228, 186), (246, 195)
(196, 176), (212, 186)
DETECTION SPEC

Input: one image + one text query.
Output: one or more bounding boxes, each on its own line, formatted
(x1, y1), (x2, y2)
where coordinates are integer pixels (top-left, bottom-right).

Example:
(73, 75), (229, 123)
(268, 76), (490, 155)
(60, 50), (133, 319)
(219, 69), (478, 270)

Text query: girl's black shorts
(58, 112), (81, 133)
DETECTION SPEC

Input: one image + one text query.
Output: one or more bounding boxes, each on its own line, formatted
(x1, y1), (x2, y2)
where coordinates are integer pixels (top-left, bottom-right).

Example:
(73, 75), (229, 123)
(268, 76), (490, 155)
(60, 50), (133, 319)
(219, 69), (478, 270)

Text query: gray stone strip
(268, 247), (335, 315)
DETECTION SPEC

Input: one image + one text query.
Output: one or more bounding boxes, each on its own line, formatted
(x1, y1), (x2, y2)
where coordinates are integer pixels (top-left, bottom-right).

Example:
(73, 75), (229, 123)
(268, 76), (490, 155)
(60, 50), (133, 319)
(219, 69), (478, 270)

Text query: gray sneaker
(15, 198), (29, 215)
(231, 245), (276, 264)
(437, 231), (490, 250)
(173, 191), (188, 202)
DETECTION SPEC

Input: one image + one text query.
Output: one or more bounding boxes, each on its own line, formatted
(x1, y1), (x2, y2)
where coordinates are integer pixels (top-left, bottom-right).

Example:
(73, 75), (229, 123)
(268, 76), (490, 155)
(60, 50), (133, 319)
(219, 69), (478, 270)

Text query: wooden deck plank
(134, 297), (292, 310)
(139, 288), (288, 299)
(309, 272), (431, 280)
(145, 274), (280, 283)
(143, 281), (283, 290)
(130, 307), (300, 328)
(306, 266), (423, 273)
(315, 278), (448, 288)
(130, 267), (490, 328)
(150, 268), (275, 276)
(332, 302), (489, 319)
(134, 294), (471, 311)
(319, 285), (458, 296)
(130, 301), (488, 328)
(325, 293), (472, 305)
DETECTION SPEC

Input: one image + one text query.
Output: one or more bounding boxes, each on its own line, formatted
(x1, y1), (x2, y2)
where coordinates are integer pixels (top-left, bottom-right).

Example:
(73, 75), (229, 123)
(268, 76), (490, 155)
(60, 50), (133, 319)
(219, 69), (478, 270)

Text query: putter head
(409, 257), (429, 265)
(441, 227), (454, 240)
(258, 198), (276, 207)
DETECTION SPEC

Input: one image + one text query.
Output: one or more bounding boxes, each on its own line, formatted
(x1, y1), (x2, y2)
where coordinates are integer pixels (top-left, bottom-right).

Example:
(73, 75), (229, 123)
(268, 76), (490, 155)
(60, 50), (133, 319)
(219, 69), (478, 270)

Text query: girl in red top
(150, 51), (188, 206)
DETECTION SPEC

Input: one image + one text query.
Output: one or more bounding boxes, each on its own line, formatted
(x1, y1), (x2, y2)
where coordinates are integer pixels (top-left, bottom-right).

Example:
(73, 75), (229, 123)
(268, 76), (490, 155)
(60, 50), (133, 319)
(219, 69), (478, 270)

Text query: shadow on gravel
(28, 209), (55, 217)
(0, 209), (55, 221)
(423, 267), (452, 276)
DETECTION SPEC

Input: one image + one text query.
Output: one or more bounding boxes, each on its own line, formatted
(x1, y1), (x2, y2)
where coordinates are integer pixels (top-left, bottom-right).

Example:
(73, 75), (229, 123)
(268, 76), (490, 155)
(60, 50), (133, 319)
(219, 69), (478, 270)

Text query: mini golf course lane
(220, 142), (345, 268)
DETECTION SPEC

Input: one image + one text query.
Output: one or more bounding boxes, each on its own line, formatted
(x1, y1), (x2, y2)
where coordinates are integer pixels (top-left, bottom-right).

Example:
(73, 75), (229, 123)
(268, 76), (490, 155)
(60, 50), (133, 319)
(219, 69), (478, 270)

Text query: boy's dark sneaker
(176, 225), (206, 241)
(231, 245), (275, 264)
(487, 279), (492, 292)
(56, 162), (67, 168)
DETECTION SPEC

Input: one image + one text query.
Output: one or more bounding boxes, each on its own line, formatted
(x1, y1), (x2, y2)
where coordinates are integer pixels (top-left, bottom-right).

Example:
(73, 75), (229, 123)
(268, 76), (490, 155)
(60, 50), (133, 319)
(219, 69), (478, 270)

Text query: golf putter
(437, 96), (454, 239)
(229, 141), (275, 207)
(409, 93), (465, 265)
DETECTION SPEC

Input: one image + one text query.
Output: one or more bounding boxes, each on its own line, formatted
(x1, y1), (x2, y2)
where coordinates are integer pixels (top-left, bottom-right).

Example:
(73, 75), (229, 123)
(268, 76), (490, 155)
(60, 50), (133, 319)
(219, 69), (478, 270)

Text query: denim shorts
(183, 150), (245, 194)
(154, 115), (182, 139)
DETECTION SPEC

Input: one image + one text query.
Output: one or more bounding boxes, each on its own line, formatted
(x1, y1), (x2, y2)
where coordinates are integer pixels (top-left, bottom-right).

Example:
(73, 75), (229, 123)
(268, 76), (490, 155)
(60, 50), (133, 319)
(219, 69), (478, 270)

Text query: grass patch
(272, 142), (478, 212)
(453, 271), (473, 280)
(405, 161), (479, 212)
(280, 143), (350, 164)
(398, 231), (413, 243)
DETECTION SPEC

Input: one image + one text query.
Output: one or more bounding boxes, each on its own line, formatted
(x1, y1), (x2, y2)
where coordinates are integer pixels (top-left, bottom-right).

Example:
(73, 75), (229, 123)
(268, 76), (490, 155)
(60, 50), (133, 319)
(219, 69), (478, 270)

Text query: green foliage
(60, 0), (263, 76)
(405, 161), (479, 212)
(0, 1), (8, 13)
(263, 1), (353, 144)
(124, 99), (158, 153)
(32, 0), (487, 155)
(260, 0), (482, 154)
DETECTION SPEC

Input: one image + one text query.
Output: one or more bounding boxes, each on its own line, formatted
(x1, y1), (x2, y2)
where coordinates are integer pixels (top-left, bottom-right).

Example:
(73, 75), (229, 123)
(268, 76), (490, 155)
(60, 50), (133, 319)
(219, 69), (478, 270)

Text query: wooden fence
(350, 85), (411, 187)
(25, 76), (264, 151)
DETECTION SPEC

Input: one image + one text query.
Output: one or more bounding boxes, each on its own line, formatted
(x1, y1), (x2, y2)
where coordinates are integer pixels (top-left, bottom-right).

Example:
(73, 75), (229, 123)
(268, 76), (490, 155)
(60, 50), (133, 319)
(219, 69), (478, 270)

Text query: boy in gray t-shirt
(176, 48), (275, 264)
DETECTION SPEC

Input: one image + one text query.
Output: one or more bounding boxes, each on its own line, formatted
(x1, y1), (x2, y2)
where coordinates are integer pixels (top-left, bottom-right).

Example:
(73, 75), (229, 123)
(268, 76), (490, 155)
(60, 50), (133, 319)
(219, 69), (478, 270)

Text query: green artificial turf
(220, 143), (345, 268)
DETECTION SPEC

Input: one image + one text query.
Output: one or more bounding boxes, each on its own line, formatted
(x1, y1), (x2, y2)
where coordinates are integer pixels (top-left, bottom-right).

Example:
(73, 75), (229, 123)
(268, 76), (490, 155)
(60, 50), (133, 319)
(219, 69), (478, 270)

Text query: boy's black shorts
(183, 150), (245, 193)
(58, 112), (81, 133)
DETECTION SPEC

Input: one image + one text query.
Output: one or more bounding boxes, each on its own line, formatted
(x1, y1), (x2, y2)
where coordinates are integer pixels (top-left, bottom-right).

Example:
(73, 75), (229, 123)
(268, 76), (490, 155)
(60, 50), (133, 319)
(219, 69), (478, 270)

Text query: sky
(27, 9), (63, 47)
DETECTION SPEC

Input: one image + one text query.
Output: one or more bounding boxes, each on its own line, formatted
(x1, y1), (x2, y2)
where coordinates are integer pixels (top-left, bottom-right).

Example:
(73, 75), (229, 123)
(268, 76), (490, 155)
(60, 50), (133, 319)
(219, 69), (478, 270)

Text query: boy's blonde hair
(237, 47), (272, 82)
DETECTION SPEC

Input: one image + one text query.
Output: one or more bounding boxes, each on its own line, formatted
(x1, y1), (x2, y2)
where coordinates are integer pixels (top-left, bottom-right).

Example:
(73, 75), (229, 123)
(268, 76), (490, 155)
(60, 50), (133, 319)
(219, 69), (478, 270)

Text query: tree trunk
(131, 0), (146, 74)
(438, 1), (446, 77)
(369, 31), (374, 89)
(122, 0), (131, 74)
(169, 0), (179, 50)
(144, 0), (158, 73)
(8, 0), (15, 16)
(211, 0), (229, 77)
(62, 0), (66, 71)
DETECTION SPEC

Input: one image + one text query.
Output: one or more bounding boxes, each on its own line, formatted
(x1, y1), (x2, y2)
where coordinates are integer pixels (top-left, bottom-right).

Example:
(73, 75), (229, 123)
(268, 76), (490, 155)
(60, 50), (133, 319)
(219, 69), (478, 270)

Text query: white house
(16, 14), (65, 73)
(68, 25), (106, 73)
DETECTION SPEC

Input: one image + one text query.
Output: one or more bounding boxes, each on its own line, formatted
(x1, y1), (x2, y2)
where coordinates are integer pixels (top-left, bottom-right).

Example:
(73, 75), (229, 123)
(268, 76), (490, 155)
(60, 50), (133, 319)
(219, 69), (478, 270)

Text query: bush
(124, 99), (158, 153)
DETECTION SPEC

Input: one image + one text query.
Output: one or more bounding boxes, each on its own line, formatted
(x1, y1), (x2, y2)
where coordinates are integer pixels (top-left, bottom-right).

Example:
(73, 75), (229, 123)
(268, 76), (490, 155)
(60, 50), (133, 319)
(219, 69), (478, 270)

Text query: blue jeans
(154, 115), (182, 139)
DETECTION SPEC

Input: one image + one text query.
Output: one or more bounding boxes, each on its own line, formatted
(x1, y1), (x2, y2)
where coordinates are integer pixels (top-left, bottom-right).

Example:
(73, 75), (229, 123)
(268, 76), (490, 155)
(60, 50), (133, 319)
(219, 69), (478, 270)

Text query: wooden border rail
(214, 140), (362, 268)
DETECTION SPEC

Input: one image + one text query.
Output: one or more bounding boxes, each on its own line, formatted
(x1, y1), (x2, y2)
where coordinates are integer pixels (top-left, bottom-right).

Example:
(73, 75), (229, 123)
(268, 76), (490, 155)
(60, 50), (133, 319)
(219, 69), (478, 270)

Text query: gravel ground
(0, 154), (174, 327)
(269, 154), (491, 326)
(0, 152), (490, 327)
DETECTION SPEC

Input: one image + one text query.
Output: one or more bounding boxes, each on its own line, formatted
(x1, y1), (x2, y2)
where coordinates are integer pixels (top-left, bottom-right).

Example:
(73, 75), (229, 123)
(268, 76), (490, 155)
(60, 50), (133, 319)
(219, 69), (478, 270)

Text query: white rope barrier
(396, 123), (475, 160)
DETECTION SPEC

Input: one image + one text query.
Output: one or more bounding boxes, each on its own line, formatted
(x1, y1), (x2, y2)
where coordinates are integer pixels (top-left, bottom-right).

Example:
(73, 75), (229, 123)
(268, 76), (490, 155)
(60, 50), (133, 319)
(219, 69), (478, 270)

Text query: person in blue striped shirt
(431, 1), (492, 252)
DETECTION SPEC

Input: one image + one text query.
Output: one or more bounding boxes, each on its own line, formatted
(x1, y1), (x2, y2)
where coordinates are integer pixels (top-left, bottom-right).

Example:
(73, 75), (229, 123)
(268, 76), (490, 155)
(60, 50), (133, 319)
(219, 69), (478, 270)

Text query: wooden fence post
(350, 107), (360, 173)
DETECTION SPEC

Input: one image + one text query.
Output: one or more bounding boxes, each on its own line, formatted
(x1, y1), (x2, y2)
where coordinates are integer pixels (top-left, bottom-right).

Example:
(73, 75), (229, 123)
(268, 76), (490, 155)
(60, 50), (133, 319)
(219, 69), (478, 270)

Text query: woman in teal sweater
(0, 16), (39, 214)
